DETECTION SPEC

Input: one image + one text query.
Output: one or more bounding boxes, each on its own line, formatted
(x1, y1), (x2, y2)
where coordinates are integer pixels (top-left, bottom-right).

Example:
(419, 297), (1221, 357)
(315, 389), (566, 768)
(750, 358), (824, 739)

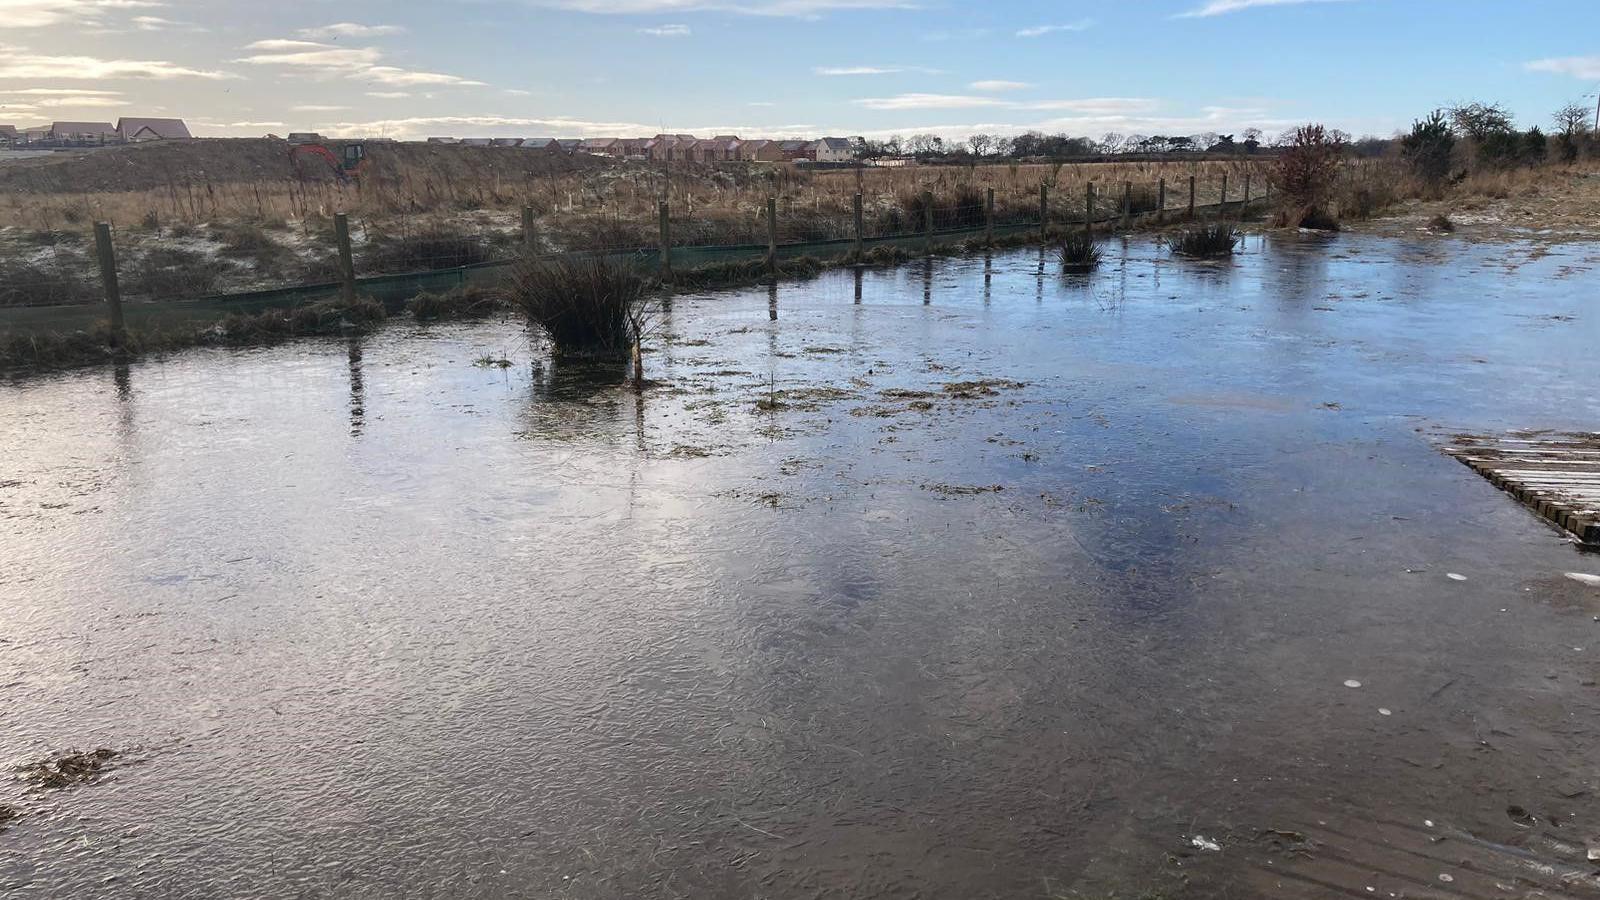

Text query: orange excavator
(288, 141), (368, 184)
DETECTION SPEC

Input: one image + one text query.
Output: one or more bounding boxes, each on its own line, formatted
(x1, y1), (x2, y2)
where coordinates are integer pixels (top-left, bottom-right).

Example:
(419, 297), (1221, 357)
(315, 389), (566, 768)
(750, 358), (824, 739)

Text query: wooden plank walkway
(1443, 432), (1600, 549)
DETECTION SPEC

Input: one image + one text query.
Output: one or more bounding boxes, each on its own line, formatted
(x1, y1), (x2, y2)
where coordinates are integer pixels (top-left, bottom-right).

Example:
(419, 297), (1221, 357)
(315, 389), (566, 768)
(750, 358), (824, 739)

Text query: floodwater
(3, 234), (1600, 899)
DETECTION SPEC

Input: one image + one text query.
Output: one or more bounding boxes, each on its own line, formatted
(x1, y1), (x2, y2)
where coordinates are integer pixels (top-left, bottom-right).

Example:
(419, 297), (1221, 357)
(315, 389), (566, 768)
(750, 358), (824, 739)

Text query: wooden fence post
(1121, 181), (1132, 229)
(93, 222), (124, 347)
(1157, 178), (1167, 224)
(766, 196), (778, 274)
(853, 192), (864, 261)
(1084, 182), (1095, 236)
(658, 201), (671, 279)
(922, 189), (934, 254)
(521, 205), (537, 256)
(1038, 183), (1049, 236)
(985, 187), (995, 246)
(1187, 176), (1197, 220)
(333, 213), (356, 304)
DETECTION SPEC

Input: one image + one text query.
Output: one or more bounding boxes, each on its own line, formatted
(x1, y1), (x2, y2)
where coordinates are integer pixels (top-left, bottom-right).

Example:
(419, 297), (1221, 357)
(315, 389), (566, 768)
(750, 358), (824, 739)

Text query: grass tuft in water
(509, 257), (647, 360)
(1059, 232), (1102, 273)
(1168, 224), (1240, 258)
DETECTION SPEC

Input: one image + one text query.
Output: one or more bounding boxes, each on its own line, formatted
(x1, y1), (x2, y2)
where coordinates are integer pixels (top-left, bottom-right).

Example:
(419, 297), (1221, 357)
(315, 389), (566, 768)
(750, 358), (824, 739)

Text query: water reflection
(921, 256), (933, 305)
(346, 336), (365, 438)
(983, 253), (993, 306)
(853, 266), (863, 305)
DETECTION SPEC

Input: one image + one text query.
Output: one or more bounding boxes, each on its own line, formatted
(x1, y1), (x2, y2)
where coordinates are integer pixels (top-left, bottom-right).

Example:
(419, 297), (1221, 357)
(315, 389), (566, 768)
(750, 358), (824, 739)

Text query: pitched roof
(116, 117), (190, 139)
(51, 121), (116, 134)
(819, 137), (852, 150)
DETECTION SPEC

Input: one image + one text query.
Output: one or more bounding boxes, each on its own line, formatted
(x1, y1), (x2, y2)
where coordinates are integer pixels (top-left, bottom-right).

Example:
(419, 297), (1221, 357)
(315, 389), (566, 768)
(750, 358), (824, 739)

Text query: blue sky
(1, 0), (1598, 141)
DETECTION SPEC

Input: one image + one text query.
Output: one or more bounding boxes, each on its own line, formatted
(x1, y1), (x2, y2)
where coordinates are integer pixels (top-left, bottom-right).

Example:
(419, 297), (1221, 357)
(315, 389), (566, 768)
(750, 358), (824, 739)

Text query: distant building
(777, 140), (813, 161)
(813, 137), (854, 163)
(426, 137), (459, 144)
(738, 139), (782, 162)
(460, 137), (494, 146)
(116, 117), (190, 142)
(0, 125), (17, 145)
(522, 138), (560, 151)
(287, 132), (324, 144)
(555, 139), (583, 153)
(49, 121), (117, 144)
(490, 137), (525, 147)
(580, 137), (624, 156)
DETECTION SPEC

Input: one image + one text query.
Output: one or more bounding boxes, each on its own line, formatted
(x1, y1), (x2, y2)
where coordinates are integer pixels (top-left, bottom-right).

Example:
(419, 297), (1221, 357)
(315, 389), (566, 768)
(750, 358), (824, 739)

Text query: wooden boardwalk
(1444, 432), (1600, 549)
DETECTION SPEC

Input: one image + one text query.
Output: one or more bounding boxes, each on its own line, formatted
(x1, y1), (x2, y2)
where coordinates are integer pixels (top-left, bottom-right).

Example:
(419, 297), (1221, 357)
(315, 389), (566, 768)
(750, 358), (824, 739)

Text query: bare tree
(968, 133), (995, 157)
(1554, 101), (1590, 137)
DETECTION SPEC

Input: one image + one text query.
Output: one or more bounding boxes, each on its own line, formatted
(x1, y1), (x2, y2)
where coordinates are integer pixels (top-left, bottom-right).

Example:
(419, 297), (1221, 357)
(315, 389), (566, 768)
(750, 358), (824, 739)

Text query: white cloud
(1526, 56), (1600, 80)
(1177, 0), (1351, 18)
(4, 87), (121, 95)
(1016, 20), (1092, 37)
(504, 88), (532, 96)
(366, 91), (411, 99)
(970, 80), (1031, 92)
(1021, 97), (1159, 114)
(527, 0), (915, 15)
(748, 101), (775, 107)
(313, 113), (819, 141)
(16, 94), (125, 107)
(298, 23), (406, 39)
(0, 52), (234, 79)
(638, 23), (690, 36)
(0, 0), (164, 28)
(855, 93), (1009, 110)
(292, 104), (350, 112)
(236, 39), (486, 86)
(814, 65), (940, 76)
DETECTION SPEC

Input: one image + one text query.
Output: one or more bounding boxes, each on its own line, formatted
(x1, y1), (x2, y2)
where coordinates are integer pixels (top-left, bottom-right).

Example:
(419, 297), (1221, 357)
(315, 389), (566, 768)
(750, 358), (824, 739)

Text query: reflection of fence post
(1187, 176), (1196, 220)
(333, 213), (356, 304)
(853, 192), (864, 261)
(985, 187), (995, 245)
(766, 196), (778, 275)
(1084, 182), (1094, 236)
(1038, 183), (1049, 236)
(1121, 181), (1132, 228)
(658, 201), (671, 279)
(521, 205), (537, 256)
(922, 189), (934, 255)
(93, 222), (124, 347)
(1157, 178), (1167, 224)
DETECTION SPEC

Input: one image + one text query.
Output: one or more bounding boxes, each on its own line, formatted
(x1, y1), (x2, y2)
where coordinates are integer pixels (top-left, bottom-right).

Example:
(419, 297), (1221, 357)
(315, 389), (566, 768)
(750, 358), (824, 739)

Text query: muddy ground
(1, 233), (1599, 898)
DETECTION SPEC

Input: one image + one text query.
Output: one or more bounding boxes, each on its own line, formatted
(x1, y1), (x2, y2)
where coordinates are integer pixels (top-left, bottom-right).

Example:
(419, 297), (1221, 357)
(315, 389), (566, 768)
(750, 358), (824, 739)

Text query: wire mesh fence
(1, 173), (1273, 333)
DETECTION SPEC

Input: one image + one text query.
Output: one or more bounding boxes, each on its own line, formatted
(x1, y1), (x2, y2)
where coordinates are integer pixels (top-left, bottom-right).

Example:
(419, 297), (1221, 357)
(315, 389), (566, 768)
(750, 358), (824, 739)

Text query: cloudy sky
(1, 0), (1597, 141)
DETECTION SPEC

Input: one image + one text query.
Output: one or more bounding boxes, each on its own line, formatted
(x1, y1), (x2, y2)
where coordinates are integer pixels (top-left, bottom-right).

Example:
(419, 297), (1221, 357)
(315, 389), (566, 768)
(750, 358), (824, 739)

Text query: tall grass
(1059, 232), (1102, 272)
(509, 257), (648, 361)
(1168, 224), (1239, 258)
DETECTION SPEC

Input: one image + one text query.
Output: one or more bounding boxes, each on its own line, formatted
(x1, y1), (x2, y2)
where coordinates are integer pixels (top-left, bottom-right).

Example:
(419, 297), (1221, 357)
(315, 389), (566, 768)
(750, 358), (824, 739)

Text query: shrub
(1401, 111), (1455, 190)
(215, 223), (290, 272)
(1059, 231), (1101, 273)
(0, 257), (97, 307)
(1521, 127), (1548, 166)
(1270, 124), (1345, 229)
(1168, 224), (1240, 258)
(508, 257), (647, 359)
(555, 216), (656, 252)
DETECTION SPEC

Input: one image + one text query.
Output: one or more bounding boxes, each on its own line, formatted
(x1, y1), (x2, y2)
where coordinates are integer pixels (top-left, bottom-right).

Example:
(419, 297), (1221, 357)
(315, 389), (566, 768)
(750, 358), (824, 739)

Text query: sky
(1, 0), (1598, 142)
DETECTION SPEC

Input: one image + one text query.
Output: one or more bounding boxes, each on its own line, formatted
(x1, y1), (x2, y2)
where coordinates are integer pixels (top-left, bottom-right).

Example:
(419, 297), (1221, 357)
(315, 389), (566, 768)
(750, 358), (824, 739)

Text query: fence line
(0, 177), (1274, 334)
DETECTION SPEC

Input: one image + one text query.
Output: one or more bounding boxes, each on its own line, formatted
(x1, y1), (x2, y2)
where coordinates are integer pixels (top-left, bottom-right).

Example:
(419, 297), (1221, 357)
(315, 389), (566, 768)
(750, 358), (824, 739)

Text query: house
(460, 138), (494, 147)
(0, 125), (17, 145)
(490, 138), (525, 147)
(813, 137), (854, 163)
(49, 121), (118, 144)
(555, 139), (583, 153)
(579, 137), (622, 156)
(426, 137), (459, 144)
(618, 138), (650, 158)
(116, 117), (191, 142)
(739, 139), (784, 162)
(522, 138), (560, 151)
(777, 140), (813, 161)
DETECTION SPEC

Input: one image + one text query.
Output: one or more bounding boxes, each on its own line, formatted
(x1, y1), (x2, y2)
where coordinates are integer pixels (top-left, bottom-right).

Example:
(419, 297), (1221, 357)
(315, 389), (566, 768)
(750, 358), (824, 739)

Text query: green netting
(0, 194), (1269, 335)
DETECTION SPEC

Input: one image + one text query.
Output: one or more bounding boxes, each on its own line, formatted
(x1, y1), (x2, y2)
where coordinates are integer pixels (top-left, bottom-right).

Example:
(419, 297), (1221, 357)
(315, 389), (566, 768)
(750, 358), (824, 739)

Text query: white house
(813, 137), (856, 163)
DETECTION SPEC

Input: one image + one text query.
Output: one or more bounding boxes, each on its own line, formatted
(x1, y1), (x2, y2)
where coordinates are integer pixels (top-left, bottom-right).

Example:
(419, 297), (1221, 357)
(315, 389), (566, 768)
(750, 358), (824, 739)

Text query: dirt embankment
(0, 139), (612, 194)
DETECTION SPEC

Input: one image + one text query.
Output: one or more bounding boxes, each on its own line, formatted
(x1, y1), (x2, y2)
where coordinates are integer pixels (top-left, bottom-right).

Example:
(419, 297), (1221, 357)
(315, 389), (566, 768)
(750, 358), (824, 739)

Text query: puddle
(2, 234), (1599, 898)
